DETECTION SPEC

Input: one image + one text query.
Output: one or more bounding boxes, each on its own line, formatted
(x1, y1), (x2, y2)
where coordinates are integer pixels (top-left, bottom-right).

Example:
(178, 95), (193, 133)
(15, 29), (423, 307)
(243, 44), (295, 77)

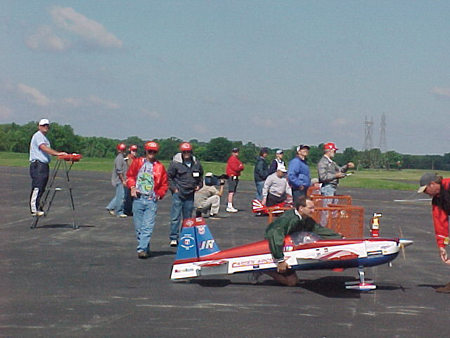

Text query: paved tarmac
(0, 165), (448, 338)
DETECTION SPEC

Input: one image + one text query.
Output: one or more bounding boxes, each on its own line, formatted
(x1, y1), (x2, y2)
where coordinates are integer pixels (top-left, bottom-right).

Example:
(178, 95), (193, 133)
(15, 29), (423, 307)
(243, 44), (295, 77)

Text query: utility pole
(379, 113), (387, 153)
(363, 116), (374, 151)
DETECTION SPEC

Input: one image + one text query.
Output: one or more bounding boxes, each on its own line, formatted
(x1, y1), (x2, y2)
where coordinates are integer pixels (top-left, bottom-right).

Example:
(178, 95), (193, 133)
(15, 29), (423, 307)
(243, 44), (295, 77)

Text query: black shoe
(209, 214), (221, 220)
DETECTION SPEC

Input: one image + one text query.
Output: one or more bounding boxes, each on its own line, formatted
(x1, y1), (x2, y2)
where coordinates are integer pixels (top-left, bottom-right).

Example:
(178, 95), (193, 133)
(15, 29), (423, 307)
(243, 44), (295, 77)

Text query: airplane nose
(399, 239), (413, 247)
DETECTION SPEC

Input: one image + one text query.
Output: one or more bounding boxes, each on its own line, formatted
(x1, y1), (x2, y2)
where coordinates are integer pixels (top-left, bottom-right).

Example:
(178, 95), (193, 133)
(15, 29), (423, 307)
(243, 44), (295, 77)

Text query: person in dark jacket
(253, 196), (342, 286)
(268, 149), (285, 175)
(168, 142), (203, 246)
(254, 147), (269, 201)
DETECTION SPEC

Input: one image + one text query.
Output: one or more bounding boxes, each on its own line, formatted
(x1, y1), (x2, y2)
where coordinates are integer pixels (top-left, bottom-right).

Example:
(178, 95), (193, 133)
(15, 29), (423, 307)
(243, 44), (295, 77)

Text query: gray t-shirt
(111, 153), (127, 186)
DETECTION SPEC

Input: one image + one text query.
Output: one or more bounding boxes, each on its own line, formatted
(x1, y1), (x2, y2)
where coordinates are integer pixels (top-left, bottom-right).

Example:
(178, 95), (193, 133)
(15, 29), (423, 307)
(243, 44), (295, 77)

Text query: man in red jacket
(127, 141), (168, 259)
(418, 172), (450, 293)
(225, 147), (244, 212)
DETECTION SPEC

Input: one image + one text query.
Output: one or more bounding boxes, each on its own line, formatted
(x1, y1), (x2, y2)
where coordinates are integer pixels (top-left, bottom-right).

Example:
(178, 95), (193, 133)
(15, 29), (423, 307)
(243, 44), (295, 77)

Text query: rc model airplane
(171, 217), (413, 291)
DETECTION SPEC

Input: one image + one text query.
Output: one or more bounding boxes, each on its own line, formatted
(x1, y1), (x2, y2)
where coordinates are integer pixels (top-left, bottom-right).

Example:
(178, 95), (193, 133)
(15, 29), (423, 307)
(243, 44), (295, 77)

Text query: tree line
(1, 121), (449, 170)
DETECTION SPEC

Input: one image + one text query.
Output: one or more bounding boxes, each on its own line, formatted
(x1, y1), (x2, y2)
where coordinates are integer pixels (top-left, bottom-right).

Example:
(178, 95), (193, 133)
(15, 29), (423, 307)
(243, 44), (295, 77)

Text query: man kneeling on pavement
(194, 173), (225, 219)
(252, 196), (342, 286)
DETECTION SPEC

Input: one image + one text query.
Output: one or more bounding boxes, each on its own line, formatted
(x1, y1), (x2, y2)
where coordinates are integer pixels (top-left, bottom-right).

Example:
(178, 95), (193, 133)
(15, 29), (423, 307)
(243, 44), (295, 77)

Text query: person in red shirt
(225, 147), (244, 212)
(418, 172), (450, 293)
(127, 141), (168, 259)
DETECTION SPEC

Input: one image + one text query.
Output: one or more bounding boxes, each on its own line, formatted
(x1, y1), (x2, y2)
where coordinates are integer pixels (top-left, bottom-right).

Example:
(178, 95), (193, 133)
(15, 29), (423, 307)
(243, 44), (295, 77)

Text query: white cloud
(87, 95), (120, 109)
(431, 87), (450, 97)
(62, 96), (120, 109)
(25, 6), (123, 52)
(25, 25), (71, 52)
(50, 6), (123, 49)
(17, 84), (53, 107)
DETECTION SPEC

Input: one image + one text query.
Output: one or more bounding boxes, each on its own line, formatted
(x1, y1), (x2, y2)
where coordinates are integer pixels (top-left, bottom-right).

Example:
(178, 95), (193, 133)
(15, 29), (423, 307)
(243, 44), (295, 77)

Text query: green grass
(2, 152), (447, 191)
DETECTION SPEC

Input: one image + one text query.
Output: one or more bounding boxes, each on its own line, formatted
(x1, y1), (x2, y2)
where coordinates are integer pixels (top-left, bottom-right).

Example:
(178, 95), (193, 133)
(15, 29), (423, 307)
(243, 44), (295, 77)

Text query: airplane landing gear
(345, 267), (376, 291)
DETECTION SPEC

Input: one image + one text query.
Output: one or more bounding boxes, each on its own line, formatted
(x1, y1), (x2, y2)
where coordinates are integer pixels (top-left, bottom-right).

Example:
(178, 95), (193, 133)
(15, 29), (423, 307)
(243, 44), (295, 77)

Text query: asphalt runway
(0, 165), (448, 338)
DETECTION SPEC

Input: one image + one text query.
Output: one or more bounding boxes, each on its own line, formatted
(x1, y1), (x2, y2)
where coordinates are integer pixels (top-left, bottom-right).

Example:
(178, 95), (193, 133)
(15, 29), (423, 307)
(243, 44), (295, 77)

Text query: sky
(1, 0), (449, 155)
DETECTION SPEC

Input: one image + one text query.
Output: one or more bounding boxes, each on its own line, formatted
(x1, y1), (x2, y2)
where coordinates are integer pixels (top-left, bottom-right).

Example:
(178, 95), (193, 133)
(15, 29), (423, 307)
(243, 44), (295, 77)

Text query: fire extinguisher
(371, 213), (382, 237)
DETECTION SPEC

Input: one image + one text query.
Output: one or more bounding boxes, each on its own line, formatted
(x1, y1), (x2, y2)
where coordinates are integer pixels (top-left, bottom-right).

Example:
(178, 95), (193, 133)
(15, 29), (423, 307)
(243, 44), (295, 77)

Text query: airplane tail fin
(252, 199), (268, 214)
(174, 217), (220, 261)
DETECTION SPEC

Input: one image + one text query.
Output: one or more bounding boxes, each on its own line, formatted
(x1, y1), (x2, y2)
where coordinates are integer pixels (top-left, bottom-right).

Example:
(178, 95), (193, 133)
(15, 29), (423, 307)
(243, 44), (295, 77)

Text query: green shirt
(264, 209), (342, 261)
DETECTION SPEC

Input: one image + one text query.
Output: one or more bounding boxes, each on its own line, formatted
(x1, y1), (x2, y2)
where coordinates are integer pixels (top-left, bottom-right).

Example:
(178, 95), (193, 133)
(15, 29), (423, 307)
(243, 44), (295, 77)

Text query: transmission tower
(379, 113), (387, 153)
(363, 116), (374, 151)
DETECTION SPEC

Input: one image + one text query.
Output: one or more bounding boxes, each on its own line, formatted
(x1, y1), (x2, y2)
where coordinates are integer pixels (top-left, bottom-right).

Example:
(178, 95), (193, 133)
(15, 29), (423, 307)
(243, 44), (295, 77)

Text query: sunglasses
(146, 150), (158, 154)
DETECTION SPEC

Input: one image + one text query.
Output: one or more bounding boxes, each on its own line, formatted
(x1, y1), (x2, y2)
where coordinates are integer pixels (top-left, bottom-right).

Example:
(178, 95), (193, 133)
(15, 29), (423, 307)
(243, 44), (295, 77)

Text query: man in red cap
(418, 172), (450, 293)
(106, 143), (128, 218)
(127, 141), (168, 259)
(317, 142), (354, 197)
(167, 142), (204, 246)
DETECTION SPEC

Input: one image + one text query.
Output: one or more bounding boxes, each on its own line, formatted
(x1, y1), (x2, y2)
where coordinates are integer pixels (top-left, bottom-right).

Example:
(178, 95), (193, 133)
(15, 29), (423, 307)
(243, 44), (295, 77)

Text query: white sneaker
(31, 211), (45, 217)
(170, 240), (178, 247)
(226, 206), (238, 213)
(118, 214), (127, 218)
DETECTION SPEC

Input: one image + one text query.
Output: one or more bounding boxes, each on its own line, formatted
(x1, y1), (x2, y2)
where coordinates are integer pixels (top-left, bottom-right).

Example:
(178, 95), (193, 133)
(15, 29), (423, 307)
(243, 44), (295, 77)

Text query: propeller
(398, 226), (413, 259)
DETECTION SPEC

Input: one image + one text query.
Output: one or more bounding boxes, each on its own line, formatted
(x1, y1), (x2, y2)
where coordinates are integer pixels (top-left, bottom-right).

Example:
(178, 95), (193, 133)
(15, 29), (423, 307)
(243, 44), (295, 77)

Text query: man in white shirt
(29, 119), (66, 216)
(262, 165), (292, 207)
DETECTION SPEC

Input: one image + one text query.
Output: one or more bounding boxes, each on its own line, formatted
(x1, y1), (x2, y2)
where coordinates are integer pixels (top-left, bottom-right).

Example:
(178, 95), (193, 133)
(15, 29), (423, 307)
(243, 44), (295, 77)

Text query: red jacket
(126, 158), (168, 199)
(432, 178), (450, 248)
(226, 155), (244, 177)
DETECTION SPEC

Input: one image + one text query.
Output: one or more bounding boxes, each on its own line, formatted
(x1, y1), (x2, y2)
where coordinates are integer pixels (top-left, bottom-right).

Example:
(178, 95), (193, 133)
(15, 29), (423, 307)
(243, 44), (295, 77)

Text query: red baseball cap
(145, 141), (159, 152)
(117, 143), (126, 151)
(180, 142), (192, 152)
(324, 142), (338, 151)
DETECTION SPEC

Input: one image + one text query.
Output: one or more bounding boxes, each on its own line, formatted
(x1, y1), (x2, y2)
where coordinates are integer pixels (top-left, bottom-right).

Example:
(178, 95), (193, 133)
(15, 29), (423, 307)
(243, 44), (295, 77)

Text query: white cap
(205, 172), (213, 177)
(39, 118), (50, 125)
(278, 165), (287, 172)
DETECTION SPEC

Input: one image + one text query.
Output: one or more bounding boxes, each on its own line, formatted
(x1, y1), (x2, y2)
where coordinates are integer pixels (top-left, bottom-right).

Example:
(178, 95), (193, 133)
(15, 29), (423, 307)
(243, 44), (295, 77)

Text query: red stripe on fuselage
(173, 237), (399, 265)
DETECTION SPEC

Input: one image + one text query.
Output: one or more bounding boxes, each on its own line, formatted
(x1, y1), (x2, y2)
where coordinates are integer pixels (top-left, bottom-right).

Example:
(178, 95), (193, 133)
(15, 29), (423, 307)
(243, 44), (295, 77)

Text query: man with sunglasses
(127, 141), (168, 259)
(29, 118), (67, 216)
(167, 142), (204, 247)
(418, 173), (450, 293)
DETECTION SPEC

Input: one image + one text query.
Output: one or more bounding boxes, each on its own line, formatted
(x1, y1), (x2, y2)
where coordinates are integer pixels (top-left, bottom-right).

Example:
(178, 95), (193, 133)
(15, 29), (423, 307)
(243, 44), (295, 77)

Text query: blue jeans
(106, 183), (125, 215)
(321, 184), (336, 197)
(255, 181), (264, 200)
(170, 192), (194, 241)
(132, 196), (157, 253)
(320, 184), (336, 226)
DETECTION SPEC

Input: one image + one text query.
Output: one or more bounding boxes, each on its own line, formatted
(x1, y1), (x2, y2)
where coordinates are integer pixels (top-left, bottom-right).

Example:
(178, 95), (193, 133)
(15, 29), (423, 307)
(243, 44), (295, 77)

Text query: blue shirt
(29, 131), (51, 163)
(288, 156), (311, 190)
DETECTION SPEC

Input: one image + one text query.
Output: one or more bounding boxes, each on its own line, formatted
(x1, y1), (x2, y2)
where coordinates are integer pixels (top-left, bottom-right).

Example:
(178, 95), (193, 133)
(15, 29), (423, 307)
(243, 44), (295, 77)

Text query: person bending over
(259, 196), (342, 286)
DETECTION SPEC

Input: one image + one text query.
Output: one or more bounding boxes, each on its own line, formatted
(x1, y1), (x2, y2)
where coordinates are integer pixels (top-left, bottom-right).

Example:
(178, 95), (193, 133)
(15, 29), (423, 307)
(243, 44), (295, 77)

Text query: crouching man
(256, 196), (342, 286)
(194, 173), (225, 219)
